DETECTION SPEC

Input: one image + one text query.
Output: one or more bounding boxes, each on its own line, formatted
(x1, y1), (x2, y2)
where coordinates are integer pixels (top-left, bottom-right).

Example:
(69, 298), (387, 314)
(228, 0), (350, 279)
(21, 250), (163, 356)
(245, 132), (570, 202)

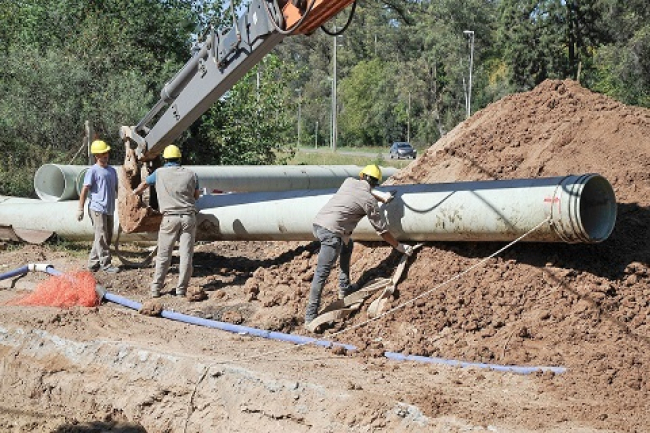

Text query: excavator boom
(121, 0), (355, 163)
(118, 0), (357, 233)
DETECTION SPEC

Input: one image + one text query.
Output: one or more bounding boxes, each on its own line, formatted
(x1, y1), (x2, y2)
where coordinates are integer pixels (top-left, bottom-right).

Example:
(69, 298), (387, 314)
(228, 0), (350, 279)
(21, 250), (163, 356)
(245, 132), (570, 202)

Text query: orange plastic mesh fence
(8, 271), (99, 308)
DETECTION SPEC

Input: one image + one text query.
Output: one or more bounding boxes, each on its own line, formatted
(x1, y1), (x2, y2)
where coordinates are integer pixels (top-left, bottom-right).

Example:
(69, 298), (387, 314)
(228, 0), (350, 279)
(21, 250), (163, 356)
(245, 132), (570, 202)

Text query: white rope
(329, 217), (552, 339)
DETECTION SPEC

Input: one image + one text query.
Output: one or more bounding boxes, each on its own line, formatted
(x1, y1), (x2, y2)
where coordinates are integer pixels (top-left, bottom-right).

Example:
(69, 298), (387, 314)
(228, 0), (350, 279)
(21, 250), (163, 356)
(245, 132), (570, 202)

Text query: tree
(339, 59), (397, 146)
(590, 2), (650, 106)
(187, 54), (301, 165)
(498, 0), (611, 89)
(0, 0), (199, 195)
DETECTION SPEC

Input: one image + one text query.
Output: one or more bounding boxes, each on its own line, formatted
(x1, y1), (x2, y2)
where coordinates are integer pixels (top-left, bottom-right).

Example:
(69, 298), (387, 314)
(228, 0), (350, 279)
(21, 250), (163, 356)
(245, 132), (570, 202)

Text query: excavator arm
(120, 0), (355, 164)
(118, 0), (356, 233)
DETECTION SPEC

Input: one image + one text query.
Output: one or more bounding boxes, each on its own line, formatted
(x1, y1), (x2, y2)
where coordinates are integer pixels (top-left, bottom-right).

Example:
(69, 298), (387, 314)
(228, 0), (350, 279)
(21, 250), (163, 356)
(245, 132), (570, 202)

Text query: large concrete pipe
(0, 196), (40, 204)
(184, 165), (398, 194)
(0, 200), (156, 242)
(33, 164), (88, 202)
(194, 174), (616, 244)
(1, 174), (616, 244)
(33, 164), (398, 202)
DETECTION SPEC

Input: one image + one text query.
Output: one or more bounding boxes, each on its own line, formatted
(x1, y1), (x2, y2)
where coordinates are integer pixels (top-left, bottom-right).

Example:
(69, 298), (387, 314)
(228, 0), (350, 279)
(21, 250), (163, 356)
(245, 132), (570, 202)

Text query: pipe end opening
(579, 175), (617, 243)
(34, 165), (68, 202)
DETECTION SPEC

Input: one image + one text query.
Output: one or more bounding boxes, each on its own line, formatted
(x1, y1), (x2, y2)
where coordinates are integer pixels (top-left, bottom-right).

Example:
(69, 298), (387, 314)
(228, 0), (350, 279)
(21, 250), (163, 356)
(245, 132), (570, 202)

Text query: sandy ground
(1, 80), (649, 432)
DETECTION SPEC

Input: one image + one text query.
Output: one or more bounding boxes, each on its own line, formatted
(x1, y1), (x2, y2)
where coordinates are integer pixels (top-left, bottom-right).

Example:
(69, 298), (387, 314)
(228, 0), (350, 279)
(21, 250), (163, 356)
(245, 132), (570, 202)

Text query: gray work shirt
(313, 177), (388, 241)
(150, 165), (198, 215)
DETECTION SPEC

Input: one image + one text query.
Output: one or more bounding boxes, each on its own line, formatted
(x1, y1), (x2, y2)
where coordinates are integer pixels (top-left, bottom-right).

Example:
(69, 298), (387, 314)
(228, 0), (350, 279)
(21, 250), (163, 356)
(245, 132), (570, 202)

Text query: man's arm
(77, 185), (89, 221)
(380, 230), (413, 256)
(380, 231), (400, 249)
(132, 182), (150, 196)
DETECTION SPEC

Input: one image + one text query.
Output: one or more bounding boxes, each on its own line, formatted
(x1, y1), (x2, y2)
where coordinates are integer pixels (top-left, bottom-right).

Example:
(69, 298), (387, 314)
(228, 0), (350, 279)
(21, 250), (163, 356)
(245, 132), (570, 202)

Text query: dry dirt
(1, 79), (649, 432)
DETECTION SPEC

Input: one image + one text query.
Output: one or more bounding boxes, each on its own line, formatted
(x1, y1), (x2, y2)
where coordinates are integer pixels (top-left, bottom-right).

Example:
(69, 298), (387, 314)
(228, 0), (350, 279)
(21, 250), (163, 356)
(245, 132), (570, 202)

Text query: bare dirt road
(1, 80), (649, 432)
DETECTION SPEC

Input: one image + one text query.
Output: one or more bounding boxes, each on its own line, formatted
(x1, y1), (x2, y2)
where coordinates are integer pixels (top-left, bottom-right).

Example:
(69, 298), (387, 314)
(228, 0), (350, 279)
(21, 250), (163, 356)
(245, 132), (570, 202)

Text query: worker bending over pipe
(306, 164), (414, 327)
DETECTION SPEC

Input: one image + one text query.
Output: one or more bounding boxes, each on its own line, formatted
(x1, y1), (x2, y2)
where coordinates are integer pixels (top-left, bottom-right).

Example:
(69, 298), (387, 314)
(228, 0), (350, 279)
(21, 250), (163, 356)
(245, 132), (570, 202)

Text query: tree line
(1, 0), (648, 196)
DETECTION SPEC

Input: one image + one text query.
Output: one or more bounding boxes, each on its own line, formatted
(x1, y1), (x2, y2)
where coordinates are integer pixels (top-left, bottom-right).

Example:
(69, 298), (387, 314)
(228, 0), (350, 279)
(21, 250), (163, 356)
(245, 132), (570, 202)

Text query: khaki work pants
(88, 211), (114, 270)
(151, 213), (196, 296)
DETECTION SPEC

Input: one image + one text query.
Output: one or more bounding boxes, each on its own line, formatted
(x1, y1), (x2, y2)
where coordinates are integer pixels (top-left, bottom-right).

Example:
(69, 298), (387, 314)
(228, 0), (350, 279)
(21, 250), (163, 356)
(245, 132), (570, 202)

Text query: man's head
(90, 140), (111, 167)
(162, 144), (182, 163)
(359, 164), (382, 187)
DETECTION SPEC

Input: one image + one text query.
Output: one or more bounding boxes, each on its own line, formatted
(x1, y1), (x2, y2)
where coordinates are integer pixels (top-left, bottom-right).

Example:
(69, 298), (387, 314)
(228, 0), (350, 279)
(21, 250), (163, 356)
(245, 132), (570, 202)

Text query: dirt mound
(227, 80), (650, 430)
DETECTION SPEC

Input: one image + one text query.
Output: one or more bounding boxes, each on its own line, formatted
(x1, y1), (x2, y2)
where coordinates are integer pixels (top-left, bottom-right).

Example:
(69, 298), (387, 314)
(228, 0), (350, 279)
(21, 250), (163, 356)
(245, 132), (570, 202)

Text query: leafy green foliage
(0, 0), (197, 195)
(339, 59), (395, 146)
(1, 0), (649, 198)
(187, 55), (301, 166)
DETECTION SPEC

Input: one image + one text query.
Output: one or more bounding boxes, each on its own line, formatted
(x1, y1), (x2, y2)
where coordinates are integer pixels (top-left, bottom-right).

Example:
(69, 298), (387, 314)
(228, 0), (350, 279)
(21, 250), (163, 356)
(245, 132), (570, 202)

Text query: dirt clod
(139, 300), (163, 316)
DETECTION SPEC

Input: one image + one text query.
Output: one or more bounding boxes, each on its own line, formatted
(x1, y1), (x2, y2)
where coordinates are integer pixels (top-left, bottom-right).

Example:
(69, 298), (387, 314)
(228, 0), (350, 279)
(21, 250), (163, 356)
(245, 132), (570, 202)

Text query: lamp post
(463, 30), (474, 119)
(296, 88), (302, 146)
(407, 91), (411, 143)
(327, 77), (334, 150)
(332, 32), (338, 152)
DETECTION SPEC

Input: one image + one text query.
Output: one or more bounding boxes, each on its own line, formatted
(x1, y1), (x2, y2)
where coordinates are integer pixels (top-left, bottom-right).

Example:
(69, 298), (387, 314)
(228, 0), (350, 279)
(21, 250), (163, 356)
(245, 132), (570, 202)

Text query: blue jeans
(306, 225), (353, 322)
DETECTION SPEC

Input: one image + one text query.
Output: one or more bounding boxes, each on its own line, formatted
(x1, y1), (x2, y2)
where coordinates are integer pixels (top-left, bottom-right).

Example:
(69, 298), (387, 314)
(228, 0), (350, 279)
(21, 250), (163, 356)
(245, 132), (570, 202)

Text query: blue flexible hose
(29, 266), (569, 374)
(384, 352), (567, 374)
(101, 291), (354, 350)
(0, 265), (30, 281)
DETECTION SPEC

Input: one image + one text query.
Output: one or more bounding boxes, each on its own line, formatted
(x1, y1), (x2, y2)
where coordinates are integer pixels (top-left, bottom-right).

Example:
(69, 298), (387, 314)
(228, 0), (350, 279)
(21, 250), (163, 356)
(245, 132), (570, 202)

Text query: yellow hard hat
(90, 140), (110, 154)
(162, 144), (182, 159)
(359, 164), (382, 181)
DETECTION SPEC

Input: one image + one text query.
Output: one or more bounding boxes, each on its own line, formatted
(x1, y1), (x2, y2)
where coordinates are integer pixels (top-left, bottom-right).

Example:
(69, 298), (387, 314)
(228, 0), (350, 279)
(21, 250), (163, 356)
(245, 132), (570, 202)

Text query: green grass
(287, 147), (412, 169)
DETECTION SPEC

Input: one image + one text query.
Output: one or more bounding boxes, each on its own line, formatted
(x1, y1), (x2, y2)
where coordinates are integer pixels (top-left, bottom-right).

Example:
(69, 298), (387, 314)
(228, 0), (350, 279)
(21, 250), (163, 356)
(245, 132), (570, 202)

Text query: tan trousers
(89, 211), (114, 270)
(151, 213), (196, 295)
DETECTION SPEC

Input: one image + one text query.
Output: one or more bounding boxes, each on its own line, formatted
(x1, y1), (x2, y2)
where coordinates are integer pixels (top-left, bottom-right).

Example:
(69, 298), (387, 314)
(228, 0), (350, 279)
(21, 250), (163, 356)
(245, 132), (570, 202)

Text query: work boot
(338, 283), (359, 300)
(175, 290), (186, 297)
(88, 265), (100, 272)
(101, 265), (121, 273)
(151, 290), (161, 298)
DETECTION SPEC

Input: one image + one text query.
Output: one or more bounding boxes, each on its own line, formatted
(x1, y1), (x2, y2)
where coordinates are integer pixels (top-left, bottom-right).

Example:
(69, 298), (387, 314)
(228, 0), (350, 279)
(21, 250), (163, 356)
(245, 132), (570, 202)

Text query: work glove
(396, 243), (414, 256)
(371, 189), (397, 204)
(131, 189), (138, 195)
(385, 189), (397, 203)
(76, 207), (84, 222)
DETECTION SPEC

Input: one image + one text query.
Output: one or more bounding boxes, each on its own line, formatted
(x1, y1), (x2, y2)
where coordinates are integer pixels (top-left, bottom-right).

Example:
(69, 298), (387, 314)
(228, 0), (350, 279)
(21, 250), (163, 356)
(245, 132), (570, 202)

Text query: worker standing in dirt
(77, 140), (120, 273)
(305, 164), (413, 326)
(132, 144), (200, 298)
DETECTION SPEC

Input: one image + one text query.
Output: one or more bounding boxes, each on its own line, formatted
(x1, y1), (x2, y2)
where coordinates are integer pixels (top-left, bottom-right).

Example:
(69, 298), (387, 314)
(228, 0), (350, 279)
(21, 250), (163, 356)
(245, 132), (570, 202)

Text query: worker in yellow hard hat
(77, 139), (120, 273)
(133, 144), (200, 298)
(305, 164), (413, 328)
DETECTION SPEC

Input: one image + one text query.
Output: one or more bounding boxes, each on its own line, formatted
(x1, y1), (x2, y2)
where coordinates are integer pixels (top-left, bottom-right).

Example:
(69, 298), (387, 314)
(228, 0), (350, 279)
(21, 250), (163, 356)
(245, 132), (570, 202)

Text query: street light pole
(407, 91), (411, 143)
(332, 32), (338, 152)
(296, 88), (302, 146)
(329, 77), (334, 150)
(463, 30), (474, 119)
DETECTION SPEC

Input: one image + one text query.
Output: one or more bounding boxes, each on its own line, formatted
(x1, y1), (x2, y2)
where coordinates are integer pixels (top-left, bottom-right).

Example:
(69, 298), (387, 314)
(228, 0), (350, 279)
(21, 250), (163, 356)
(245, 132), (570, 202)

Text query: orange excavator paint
(280, 0), (356, 35)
